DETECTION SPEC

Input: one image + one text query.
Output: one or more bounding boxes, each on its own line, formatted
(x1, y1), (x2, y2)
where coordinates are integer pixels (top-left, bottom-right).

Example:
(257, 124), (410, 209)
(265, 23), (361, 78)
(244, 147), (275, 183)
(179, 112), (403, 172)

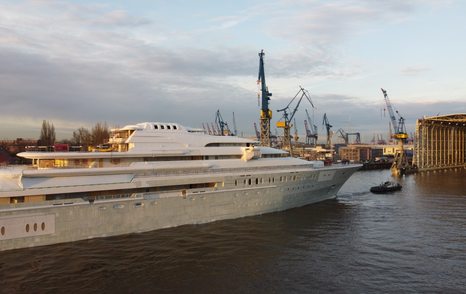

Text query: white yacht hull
(1, 165), (358, 251)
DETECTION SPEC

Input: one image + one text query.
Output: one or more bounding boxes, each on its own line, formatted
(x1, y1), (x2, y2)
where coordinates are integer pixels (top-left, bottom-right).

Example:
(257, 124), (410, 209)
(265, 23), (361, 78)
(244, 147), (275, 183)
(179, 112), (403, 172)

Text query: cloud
(257, 0), (454, 55)
(0, 0), (461, 142)
(401, 66), (430, 76)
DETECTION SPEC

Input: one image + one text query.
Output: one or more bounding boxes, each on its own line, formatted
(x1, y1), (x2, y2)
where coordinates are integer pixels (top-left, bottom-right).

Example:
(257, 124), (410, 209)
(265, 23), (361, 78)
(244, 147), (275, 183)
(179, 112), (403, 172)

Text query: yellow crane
(276, 87), (313, 153)
(381, 88), (414, 176)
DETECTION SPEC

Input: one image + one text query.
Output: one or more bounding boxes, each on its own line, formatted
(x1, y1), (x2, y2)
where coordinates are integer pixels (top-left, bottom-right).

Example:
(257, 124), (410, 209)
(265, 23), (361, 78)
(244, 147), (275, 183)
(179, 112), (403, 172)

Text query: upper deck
(16, 122), (288, 169)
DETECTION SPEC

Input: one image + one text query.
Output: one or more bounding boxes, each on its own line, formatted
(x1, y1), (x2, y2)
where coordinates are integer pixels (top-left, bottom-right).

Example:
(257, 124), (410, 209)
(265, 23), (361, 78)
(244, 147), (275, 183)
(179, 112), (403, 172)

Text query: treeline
(39, 120), (110, 148)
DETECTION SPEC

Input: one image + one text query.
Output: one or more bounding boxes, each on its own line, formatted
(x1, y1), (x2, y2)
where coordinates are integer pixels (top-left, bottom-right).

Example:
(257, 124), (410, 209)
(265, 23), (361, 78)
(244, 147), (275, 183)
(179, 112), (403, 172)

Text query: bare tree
(39, 120), (56, 146)
(91, 122), (110, 146)
(72, 127), (92, 147)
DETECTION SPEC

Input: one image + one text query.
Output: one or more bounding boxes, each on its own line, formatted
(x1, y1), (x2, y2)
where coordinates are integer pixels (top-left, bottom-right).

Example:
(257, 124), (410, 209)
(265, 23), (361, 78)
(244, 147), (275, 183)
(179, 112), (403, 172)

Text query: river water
(1, 169), (465, 293)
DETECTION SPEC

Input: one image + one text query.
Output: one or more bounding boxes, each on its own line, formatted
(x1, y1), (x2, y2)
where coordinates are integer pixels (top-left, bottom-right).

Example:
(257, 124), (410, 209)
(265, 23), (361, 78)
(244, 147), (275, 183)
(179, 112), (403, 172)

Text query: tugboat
(370, 181), (402, 194)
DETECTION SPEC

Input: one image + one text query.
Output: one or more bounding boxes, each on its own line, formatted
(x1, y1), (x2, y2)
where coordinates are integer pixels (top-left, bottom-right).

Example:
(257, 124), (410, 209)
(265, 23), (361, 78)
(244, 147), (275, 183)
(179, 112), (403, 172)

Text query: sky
(1, 0), (465, 143)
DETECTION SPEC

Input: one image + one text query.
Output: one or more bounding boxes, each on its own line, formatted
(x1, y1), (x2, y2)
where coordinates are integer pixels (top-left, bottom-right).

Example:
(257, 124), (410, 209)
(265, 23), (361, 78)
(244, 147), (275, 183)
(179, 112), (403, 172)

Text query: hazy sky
(1, 0), (465, 142)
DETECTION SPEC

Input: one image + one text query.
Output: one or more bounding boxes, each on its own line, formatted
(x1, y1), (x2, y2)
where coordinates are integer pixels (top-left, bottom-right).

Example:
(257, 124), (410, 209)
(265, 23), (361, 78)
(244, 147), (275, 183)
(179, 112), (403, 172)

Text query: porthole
(26, 224), (30, 232)
(1, 226), (5, 236)
(34, 223), (38, 232)
(41, 222), (46, 231)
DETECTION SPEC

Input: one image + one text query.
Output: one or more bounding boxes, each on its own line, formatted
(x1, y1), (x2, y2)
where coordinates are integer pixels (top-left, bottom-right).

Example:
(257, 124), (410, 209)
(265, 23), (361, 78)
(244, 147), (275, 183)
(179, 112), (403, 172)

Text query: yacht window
(173, 125), (178, 130)
(167, 125), (171, 130)
(154, 125), (159, 129)
(161, 125), (165, 130)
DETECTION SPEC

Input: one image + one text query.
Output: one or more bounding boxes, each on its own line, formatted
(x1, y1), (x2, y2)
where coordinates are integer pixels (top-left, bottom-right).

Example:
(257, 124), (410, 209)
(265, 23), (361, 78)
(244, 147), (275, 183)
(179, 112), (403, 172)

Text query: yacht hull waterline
(1, 122), (360, 251)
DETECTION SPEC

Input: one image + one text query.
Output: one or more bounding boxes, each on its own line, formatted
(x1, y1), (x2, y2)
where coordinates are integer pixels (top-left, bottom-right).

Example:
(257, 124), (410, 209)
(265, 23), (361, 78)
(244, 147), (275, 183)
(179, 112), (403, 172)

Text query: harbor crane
(232, 112), (238, 136)
(211, 123), (219, 136)
(381, 88), (412, 176)
(215, 109), (232, 136)
(205, 123), (212, 135)
(337, 129), (361, 145)
(381, 89), (408, 141)
(276, 87), (313, 153)
(322, 113), (332, 149)
(257, 50), (273, 146)
(304, 108), (318, 146)
(293, 118), (299, 143)
(253, 122), (260, 141)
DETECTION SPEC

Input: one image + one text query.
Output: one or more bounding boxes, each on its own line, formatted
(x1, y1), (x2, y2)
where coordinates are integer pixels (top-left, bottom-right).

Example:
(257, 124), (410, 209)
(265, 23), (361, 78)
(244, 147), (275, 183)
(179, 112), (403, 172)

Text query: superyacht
(0, 122), (360, 251)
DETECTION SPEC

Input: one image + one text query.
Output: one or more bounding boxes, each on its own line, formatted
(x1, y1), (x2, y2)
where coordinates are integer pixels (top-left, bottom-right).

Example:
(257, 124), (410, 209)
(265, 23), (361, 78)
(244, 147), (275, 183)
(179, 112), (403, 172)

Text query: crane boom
(253, 123), (260, 140)
(276, 87), (313, 152)
(304, 119), (311, 136)
(381, 88), (398, 134)
(381, 88), (408, 140)
(232, 112), (237, 136)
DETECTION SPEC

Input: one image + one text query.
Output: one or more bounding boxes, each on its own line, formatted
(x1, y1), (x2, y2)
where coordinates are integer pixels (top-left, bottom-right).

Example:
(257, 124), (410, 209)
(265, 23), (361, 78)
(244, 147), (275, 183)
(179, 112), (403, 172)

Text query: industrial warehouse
(414, 114), (466, 171)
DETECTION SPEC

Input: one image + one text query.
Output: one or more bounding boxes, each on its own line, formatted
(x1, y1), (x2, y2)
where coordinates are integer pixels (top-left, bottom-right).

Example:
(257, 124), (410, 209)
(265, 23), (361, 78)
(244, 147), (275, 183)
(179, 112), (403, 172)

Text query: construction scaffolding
(414, 114), (466, 171)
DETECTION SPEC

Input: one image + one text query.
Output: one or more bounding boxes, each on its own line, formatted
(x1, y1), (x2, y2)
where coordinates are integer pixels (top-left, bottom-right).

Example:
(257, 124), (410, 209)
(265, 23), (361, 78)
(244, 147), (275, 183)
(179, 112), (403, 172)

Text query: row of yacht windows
(153, 124), (178, 130)
(234, 174), (303, 186)
(143, 155), (242, 161)
(43, 182), (218, 202)
(34, 153), (286, 168)
(35, 155), (244, 168)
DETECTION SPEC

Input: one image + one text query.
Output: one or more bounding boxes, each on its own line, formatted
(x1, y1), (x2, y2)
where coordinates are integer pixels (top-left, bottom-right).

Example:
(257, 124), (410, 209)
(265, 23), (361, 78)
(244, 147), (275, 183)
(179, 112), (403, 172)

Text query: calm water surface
(1, 169), (465, 293)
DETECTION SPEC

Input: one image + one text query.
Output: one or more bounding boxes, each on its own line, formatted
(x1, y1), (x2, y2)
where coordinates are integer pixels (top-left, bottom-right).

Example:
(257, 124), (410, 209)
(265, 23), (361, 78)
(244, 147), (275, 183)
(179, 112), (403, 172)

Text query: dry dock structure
(414, 114), (466, 171)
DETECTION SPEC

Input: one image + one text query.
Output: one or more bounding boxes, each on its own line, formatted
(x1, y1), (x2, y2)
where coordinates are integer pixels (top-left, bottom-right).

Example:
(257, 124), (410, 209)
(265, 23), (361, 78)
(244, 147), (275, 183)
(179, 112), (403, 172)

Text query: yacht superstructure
(0, 122), (360, 251)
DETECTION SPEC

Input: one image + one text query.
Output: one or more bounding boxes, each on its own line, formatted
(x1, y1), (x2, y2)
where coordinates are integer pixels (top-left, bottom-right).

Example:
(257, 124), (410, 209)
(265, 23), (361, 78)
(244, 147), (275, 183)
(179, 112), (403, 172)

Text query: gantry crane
(215, 109), (232, 136)
(304, 108), (318, 146)
(322, 113), (332, 149)
(276, 86), (313, 153)
(337, 128), (361, 145)
(257, 50), (273, 146)
(381, 88), (412, 176)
